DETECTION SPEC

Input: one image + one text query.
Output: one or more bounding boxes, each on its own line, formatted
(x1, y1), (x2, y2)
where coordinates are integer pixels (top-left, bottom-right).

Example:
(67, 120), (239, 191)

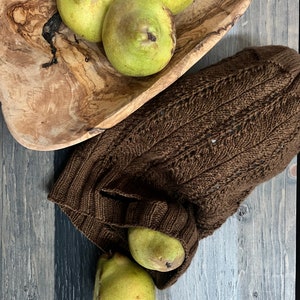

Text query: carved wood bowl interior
(0, 0), (251, 150)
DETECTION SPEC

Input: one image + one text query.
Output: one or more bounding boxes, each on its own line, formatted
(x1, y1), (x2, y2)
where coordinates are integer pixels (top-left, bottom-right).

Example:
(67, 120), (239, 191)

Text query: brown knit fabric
(48, 45), (300, 289)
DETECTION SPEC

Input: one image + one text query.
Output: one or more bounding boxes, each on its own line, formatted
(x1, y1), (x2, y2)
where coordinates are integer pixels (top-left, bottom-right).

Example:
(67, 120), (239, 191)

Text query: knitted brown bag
(48, 45), (300, 289)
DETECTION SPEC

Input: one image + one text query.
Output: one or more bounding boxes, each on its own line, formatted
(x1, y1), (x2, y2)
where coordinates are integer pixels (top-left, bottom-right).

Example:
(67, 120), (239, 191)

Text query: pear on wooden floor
(93, 252), (156, 300)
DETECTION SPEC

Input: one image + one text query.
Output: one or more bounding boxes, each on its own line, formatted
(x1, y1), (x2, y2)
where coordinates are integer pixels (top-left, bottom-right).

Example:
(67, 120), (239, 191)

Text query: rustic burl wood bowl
(0, 0), (251, 151)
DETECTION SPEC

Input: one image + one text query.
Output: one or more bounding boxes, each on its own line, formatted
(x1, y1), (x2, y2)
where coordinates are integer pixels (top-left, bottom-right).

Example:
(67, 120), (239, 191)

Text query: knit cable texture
(48, 45), (300, 289)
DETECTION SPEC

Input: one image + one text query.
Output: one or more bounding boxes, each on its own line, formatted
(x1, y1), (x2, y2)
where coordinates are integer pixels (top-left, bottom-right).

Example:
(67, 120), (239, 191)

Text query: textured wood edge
(0, 0), (252, 151)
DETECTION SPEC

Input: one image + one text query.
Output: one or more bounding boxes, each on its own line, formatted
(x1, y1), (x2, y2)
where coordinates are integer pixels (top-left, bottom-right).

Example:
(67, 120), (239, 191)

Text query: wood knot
(287, 163), (297, 181)
(11, 6), (27, 25)
(7, 2), (56, 45)
(236, 204), (250, 222)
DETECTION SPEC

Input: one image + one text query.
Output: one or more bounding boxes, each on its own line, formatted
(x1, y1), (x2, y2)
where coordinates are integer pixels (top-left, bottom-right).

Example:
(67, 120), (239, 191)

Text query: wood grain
(0, 118), (55, 299)
(0, 0), (251, 150)
(0, 0), (298, 299)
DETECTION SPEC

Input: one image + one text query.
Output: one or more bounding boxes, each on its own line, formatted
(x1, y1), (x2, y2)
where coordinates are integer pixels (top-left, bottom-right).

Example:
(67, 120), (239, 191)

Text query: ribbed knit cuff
(49, 184), (199, 288)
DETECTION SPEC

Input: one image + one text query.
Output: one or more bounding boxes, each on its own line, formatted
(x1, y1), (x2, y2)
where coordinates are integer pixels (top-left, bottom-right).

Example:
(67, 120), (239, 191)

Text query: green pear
(93, 252), (156, 300)
(161, 0), (193, 15)
(102, 0), (176, 77)
(128, 227), (185, 272)
(56, 0), (113, 42)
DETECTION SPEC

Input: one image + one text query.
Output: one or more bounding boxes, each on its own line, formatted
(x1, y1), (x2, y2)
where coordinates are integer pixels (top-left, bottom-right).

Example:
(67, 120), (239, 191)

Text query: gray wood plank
(236, 158), (297, 300)
(1, 111), (55, 300)
(53, 149), (101, 300)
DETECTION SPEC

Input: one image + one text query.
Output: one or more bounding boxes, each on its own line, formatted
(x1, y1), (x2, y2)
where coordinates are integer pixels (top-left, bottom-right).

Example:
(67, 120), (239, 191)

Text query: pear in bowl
(162, 0), (194, 15)
(56, 0), (113, 42)
(102, 0), (176, 77)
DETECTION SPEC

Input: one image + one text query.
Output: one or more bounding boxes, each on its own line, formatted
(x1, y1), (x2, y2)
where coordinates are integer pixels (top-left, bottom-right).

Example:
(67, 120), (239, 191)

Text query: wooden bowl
(0, 0), (251, 150)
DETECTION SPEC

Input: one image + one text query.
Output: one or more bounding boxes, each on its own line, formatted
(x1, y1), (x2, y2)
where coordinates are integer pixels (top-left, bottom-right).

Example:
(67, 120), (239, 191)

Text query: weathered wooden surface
(0, 0), (298, 299)
(0, 123), (55, 299)
(0, 0), (251, 151)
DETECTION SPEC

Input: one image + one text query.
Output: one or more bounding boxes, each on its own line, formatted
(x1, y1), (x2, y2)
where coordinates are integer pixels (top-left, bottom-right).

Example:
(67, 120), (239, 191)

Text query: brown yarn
(48, 45), (300, 289)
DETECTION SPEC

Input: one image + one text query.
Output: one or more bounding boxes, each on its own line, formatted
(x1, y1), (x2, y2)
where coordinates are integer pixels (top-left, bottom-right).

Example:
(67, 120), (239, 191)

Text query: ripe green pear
(102, 0), (176, 77)
(128, 227), (185, 272)
(56, 0), (113, 42)
(93, 252), (156, 300)
(161, 0), (193, 15)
